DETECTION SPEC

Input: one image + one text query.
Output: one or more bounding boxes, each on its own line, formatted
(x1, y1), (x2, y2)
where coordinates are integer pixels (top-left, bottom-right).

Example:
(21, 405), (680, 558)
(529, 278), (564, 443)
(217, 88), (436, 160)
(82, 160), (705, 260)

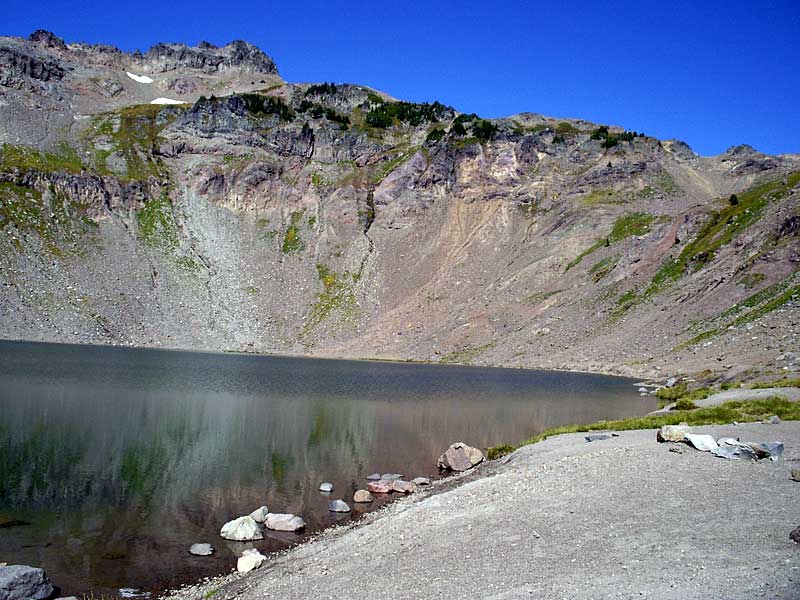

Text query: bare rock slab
(684, 433), (719, 452)
(353, 490), (373, 503)
(437, 442), (484, 471)
(265, 513), (306, 532)
(0, 565), (54, 600)
(220, 516), (263, 541)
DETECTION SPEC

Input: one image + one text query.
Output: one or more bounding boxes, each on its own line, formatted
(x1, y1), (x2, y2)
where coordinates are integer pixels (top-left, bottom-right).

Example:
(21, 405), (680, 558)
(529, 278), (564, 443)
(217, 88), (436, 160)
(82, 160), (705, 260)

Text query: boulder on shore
(657, 424), (691, 443)
(437, 442), (484, 471)
(0, 565), (54, 600)
(220, 516), (263, 541)
(237, 549), (266, 573)
(265, 513), (306, 532)
(353, 490), (373, 503)
(412, 477), (431, 486)
(392, 480), (416, 494)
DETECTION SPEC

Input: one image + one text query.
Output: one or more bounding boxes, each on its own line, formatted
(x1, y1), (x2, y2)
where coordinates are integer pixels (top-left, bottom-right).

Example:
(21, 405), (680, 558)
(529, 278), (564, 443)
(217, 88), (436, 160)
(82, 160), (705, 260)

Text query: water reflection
(0, 341), (654, 595)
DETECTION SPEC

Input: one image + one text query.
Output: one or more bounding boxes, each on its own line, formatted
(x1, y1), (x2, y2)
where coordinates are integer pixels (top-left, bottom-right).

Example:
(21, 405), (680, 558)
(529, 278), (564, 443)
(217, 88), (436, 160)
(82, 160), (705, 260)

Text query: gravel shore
(165, 421), (800, 600)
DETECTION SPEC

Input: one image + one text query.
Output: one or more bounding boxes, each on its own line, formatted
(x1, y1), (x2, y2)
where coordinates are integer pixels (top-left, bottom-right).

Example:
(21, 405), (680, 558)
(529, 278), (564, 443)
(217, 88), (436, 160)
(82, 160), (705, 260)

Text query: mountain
(1, 30), (798, 380)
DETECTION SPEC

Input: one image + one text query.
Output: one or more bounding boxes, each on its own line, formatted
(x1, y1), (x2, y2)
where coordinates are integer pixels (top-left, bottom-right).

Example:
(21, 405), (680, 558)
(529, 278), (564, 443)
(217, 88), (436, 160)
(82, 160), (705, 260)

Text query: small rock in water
(585, 434), (610, 442)
(656, 424), (691, 443)
(353, 490), (373, 503)
(237, 549), (266, 573)
(220, 516), (263, 541)
(392, 480), (416, 494)
(684, 433), (719, 452)
(791, 526), (800, 544)
(380, 473), (403, 481)
(119, 589), (150, 598)
(366, 473), (382, 481)
(0, 565), (54, 600)
(265, 513), (306, 532)
(367, 480), (392, 494)
(189, 543), (214, 556)
(329, 499), (351, 512)
(249, 506), (269, 523)
(319, 482), (334, 492)
(437, 442), (484, 472)
(411, 477), (431, 486)
(791, 469), (800, 482)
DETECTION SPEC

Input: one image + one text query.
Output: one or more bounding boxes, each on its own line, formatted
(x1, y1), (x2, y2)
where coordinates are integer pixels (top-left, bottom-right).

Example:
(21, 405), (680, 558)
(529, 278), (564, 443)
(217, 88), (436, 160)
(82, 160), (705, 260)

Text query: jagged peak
(142, 39), (279, 76)
(28, 30), (67, 50)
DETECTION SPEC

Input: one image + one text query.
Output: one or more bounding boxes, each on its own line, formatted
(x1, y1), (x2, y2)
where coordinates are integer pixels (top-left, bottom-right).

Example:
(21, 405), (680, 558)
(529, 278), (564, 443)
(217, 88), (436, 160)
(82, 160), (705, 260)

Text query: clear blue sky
(5, 0), (799, 155)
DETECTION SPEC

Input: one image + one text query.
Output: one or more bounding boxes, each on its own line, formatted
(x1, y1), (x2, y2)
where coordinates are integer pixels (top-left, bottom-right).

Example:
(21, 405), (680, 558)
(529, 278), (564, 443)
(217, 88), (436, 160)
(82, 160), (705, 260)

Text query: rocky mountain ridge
(1, 30), (798, 382)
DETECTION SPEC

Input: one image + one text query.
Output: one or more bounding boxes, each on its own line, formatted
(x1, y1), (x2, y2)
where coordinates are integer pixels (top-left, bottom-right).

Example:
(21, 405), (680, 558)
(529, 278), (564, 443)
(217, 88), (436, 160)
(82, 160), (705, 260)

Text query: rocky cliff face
(1, 30), (798, 381)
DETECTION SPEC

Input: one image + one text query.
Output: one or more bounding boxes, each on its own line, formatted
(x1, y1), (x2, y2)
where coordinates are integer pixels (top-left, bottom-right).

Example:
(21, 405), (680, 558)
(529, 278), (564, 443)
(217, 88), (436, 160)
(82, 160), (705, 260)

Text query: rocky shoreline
(156, 421), (800, 600)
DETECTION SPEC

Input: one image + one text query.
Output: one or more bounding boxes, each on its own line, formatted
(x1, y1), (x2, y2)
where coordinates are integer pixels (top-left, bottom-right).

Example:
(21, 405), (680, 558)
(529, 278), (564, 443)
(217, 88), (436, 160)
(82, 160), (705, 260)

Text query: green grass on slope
(487, 397), (798, 459)
(565, 213), (657, 272)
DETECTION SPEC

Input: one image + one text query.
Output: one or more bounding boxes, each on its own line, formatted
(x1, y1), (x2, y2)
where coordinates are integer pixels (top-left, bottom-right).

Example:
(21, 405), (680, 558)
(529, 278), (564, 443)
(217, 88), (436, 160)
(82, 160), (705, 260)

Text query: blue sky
(5, 0), (799, 155)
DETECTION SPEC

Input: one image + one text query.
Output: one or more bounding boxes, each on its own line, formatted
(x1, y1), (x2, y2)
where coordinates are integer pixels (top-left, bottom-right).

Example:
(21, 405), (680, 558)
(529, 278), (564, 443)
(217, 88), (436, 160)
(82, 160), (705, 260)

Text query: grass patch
(516, 396), (799, 448)
(439, 342), (497, 365)
(301, 263), (359, 337)
(581, 189), (619, 206)
(589, 255), (618, 282)
(137, 192), (178, 250)
(523, 289), (562, 305)
(751, 378), (800, 389)
(372, 149), (418, 183)
(738, 272), (766, 289)
(1, 143), (84, 174)
(565, 213), (656, 272)
(282, 211), (305, 253)
(642, 171), (800, 299)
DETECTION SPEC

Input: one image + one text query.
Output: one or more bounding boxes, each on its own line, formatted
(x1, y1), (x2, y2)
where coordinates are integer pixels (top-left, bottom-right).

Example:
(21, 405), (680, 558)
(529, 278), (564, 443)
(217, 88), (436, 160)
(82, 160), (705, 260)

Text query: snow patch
(126, 72), (153, 84)
(150, 98), (187, 105)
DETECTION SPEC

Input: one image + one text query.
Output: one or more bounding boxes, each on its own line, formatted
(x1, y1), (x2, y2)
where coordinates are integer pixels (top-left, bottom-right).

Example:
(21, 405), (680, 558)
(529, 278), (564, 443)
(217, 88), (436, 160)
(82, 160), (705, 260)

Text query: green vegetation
(589, 255), (618, 282)
(373, 149), (418, 183)
(239, 93), (294, 121)
(738, 272), (766, 289)
(137, 192), (178, 250)
(298, 100), (350, 127)
(487, 444), (514, 460)
(305, 82), (337, 96)
(523, 289), (562, 305)
(365, 100), (451, 128)
(751, 378), (800, 389)
(512, 396), (799, 449)
(83, 104), (179, 181)
(425, 128), (446, 143)
(301, 263), (360, 337)
(556, 122), (581, 135)
(643, 172), (800, 299)
(565, 213), (656, 272)
(439, 342), (497, 365)
(581, 189), (619, 206)
(0, 181), (94, 255)
(0, 143), (84, 174)
(281, 211), (305, 253)
(472, 119), (498, 140)
(590, 125), (642, 148)
(244, 286), (258, 295)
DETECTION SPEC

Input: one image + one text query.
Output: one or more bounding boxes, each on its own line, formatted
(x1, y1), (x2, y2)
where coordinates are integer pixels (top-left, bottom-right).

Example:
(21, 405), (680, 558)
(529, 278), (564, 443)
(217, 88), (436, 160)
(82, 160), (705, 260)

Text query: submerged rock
(249, 506), (269, 523)
(367, 480), (392, 494)
(237, 549), (266, 573)
(437, 442), (484, 472)
(265, 513), (305, 532)
(392, 480), (416, 494)
(329, 499), (351, 513)
(380, 473), (403, 481)
(188, 543), (214, 556)
(656, 424), (691, 443)
(353, 490), (373, 503)
(319, 482), (334, 492)
(220, 516), (263, 541)
(0, 565), (54, 600)
(366, 473), (382, 481)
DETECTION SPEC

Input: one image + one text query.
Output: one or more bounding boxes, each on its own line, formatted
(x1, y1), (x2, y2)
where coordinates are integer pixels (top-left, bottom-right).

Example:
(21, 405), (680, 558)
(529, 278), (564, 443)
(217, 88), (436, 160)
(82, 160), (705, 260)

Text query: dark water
(0, 340), (654, 596)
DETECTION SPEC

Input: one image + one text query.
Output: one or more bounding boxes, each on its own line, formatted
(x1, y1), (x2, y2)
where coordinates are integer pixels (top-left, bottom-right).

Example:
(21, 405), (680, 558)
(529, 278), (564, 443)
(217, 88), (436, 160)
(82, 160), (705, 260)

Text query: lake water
(0, 341), (655, 596)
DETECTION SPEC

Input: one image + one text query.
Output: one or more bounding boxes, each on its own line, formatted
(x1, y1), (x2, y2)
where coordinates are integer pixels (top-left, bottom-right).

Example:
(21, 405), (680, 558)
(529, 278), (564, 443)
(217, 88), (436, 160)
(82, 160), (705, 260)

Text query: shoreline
(163, 420), (800, 600)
